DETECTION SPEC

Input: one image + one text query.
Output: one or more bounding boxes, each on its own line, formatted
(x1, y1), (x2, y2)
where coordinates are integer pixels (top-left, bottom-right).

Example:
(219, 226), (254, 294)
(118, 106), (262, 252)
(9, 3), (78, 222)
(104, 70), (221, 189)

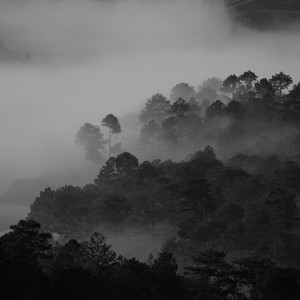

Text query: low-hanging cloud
(0, 0), (232, 61)
(0, 0), (299, 195)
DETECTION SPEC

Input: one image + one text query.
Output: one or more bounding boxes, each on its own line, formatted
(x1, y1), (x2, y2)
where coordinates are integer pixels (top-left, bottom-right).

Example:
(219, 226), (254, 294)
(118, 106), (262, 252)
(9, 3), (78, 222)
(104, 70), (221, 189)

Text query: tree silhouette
(102, 114), (121, 158)
(102, 194), (132, 241)
(0, 219), (52, 262)
(139, 120), (160, 151)
(115, 152), (139, 176)
(169, 98), (190, 117)
(76, 123), (106, 164)
(200, 77), (223, 92)
(181, 179), (217, 249)
(264, 188), (298, 261)
(222, 74), (239, 98)
(288, 82), (300, 100)
(286, 82), (300, 121)
(170, 83), (195, 102)
(29, 187), (56, 232)
(136, 161), (157, 179)
(255, 78), (275, 100)
(239, 70), (258, 93)
(95, 152), (139, 184)
(270, 72), (293, 97)
(186, 249), (239, 299)
(205, 100), (226, 119)
(94, 157), (116, 184)
(0, 220), (52, 299)
(139, 93), (170, 124)
(82, 232), (116, 272)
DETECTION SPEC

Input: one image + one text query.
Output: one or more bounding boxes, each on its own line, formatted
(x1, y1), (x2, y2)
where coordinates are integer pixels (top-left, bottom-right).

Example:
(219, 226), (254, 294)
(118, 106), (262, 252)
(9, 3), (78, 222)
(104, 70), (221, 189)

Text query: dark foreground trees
(0, 220), (52, 299)
(0, 220), (299, 300)
(185, 249), (300, 300)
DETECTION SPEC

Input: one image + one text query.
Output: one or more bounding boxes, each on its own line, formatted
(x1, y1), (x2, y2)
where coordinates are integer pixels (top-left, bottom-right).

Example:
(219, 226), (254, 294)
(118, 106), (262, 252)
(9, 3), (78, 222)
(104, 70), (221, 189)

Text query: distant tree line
(75, 71), (300, 162)
(138, 71), (300, 158)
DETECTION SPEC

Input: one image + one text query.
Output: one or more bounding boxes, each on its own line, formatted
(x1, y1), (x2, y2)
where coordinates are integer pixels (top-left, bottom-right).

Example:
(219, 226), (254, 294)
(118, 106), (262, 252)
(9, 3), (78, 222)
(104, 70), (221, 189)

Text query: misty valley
(1, 0), (300, 299)
(1, 70), (300, 299)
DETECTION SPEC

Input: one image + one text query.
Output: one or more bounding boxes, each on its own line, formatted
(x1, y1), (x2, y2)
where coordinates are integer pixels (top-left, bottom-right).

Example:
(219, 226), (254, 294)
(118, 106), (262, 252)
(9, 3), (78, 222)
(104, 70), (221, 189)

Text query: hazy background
(0, 0), (300, 197)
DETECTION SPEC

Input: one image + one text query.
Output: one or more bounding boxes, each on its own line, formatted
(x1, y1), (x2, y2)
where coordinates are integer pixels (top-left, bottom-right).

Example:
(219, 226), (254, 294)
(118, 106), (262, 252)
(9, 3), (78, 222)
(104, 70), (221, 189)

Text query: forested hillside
(1, 1), (300, 299)
(1, 69), (300, 299)
(25, 70), (300, 269)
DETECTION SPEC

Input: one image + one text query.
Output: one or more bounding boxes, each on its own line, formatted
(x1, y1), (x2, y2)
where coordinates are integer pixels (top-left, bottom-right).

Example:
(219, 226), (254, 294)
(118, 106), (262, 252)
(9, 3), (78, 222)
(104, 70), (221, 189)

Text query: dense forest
(1, 70), (300, 299)
(0, 219), (299, 299)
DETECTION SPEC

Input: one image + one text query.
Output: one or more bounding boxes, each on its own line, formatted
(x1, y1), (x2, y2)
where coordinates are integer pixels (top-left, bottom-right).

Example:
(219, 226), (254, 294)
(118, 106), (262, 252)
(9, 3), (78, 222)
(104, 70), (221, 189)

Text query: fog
(0, 0), (300, 195)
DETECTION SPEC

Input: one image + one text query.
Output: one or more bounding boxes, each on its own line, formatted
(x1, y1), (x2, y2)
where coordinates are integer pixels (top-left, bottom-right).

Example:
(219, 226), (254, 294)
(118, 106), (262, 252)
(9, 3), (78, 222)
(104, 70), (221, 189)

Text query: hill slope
(227, 0), (300, 29)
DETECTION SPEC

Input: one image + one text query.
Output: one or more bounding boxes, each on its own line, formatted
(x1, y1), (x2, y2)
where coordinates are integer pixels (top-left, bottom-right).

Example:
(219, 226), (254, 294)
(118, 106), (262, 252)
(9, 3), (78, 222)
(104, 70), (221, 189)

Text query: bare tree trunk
(108, 128), (112, 158)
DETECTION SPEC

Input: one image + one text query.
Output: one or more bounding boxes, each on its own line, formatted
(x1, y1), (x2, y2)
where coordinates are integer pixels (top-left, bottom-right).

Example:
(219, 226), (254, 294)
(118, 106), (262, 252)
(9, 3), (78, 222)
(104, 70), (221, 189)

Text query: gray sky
(0, 0), (299, 193)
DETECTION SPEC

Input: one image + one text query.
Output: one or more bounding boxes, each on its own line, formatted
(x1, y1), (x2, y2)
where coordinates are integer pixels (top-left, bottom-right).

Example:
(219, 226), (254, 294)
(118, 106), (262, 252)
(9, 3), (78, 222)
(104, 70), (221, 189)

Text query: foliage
(75, 122), (106, 164)
(139, 93), (170, 124)
(222, 74), (239, 96)
(82, 232), (116, 271)
(102, 114), (121, 135)
(1, 219), (300, 300)
(102, 114), (121, 158)
(139, 120), (160, 148)
(102, 194), (132, 227)
(270, 72), (293, 96)
(205, 100), (226, 119)
(169, 97), (190, 117)
(170, 83), (195, 102)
